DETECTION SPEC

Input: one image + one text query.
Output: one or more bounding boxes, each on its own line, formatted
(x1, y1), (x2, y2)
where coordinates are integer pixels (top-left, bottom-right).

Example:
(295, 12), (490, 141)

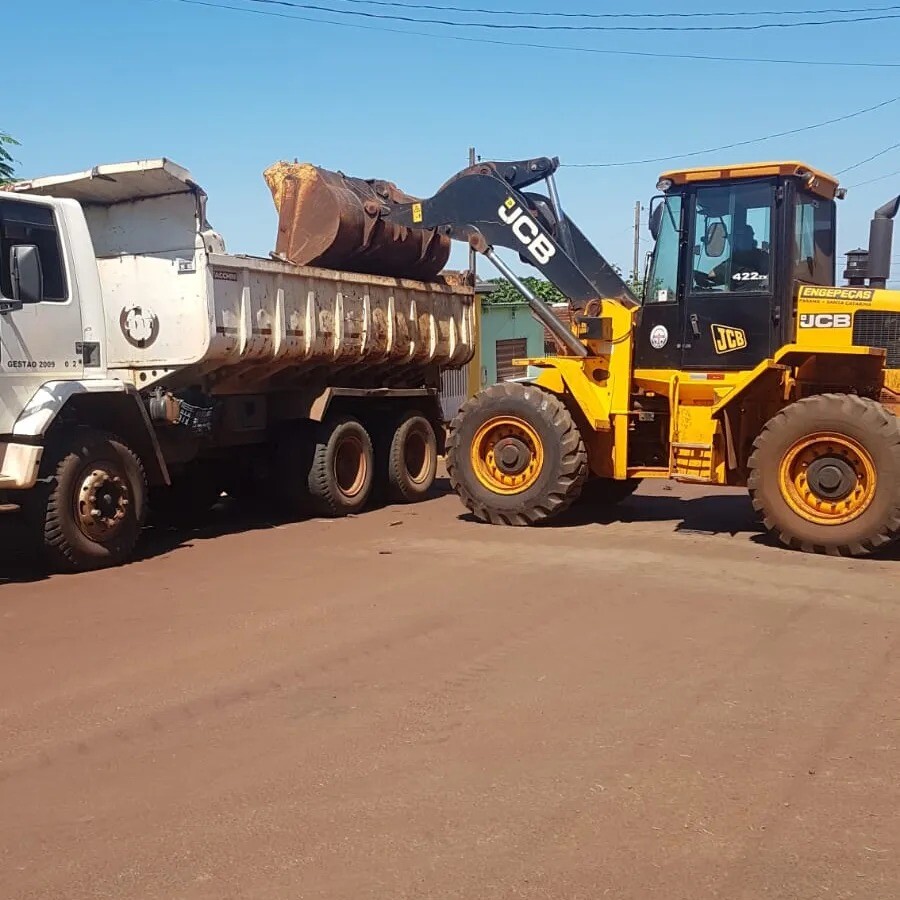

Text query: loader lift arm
(384, 157), (639, 357)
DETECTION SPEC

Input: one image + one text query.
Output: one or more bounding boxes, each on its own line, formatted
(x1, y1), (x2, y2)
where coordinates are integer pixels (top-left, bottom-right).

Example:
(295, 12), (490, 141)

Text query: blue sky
(5, 0), (900, 282)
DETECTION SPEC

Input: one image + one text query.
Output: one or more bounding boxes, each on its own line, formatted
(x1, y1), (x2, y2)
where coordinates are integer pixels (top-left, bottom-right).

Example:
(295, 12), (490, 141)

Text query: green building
(439, 283), (547, 422)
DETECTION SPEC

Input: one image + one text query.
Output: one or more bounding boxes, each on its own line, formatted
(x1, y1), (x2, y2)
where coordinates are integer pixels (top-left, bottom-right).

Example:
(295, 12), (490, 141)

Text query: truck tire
(578, 477), (642, 507)
(384, 410), (438, 503)
(446, 381), (587, 526)
(307, 415), (375, 517)
(24, 430), (147, 572)
(748, 393), (900, 556)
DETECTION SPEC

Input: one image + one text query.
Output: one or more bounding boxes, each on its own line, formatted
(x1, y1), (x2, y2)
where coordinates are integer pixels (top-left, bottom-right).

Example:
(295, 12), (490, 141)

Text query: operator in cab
(707, 223), (769, 289)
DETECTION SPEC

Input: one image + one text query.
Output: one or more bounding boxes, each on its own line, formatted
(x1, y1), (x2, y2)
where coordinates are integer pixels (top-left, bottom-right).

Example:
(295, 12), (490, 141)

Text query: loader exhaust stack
(264, 162), (451, 281)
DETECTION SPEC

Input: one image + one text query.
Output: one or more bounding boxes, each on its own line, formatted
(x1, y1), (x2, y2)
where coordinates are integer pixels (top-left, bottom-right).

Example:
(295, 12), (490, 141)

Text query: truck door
(0, 198), (84, 433)
(681, 180), (780, 370)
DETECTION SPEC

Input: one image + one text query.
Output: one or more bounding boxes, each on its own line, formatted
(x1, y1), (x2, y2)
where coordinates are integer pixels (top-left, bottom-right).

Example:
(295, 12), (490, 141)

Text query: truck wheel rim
(404, 428), (431, 485)
(778, 433), (876, 526)
(334, 435), (367, 498)
(75, 467), (130, 541)
(471, 416), (544, 495)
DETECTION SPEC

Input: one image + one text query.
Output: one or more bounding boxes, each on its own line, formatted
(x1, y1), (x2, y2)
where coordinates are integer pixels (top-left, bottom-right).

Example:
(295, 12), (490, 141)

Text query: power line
(240, 0), (900, 31)
(316, 1), (900, 18)
(836, 141), (900, 175)
(564, 95), (900, 168)
(166, 0), (900, 68)
(848, 168), (900, 188)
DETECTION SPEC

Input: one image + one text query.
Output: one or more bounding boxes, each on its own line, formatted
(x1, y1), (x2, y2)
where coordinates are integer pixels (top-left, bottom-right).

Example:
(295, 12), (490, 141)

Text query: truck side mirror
(10, 244), (43, 305)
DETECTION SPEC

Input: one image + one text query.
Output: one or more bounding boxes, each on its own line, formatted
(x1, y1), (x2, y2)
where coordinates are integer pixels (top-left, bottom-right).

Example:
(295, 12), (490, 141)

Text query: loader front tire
(24, 430), (147, 572)
(748, 393), (900, 556)
(446, 382), (588, 526)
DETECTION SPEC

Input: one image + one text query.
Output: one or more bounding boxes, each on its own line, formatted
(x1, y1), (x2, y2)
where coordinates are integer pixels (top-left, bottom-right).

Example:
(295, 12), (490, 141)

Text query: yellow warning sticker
(504, 197), (515, 209)
(412, 202), (423, 224)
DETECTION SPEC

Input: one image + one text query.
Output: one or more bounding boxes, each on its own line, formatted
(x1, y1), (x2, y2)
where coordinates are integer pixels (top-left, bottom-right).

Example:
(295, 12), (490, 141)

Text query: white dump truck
(0, 159), (475, 571)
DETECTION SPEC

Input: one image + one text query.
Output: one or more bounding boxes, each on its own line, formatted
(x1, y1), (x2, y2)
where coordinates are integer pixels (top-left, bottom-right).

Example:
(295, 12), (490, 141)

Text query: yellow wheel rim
(470, 416), (545, 495)
(778, 432), (877, 526)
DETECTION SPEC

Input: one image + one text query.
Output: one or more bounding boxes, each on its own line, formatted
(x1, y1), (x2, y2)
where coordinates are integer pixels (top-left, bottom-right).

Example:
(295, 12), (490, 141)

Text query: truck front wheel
(24, 430), (147, 572)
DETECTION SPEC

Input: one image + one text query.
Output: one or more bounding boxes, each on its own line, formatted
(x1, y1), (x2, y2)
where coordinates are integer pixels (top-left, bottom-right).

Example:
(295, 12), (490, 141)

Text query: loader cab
(634, 162), (839, 371)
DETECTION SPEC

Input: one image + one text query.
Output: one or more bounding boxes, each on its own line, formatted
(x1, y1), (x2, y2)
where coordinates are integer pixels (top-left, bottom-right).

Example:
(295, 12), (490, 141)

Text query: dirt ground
(1, 477), (898, 900)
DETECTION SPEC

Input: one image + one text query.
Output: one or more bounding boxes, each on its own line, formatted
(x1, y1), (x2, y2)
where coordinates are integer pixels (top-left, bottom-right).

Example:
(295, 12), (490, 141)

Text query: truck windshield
(645, 194), (682, 304)
(793, 191), (835, 285)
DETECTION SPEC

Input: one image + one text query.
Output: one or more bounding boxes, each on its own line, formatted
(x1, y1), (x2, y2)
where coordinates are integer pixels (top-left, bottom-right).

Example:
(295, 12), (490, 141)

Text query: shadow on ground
(3, 477), (898, 585)
(0, 478), (459, 587)
(459, 488), (761, 536)
(458, 486), (900, 562)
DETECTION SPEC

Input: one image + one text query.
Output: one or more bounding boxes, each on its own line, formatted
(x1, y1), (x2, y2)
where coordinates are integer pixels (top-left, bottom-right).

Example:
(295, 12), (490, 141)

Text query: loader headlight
(656, 177), (674, 192)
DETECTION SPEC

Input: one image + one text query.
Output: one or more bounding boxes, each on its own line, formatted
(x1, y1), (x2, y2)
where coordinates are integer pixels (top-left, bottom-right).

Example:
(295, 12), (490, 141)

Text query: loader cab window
(0, 199), (67, 302)
(645, 194), (682, 303)
(793, 191), (835, 286)
(690, 182), (773, 294)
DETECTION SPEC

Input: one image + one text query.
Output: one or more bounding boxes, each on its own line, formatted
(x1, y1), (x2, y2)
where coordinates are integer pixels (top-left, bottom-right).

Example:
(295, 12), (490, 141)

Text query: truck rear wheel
(24, 430), (147, 572)
(748, 393), (900, 556)
(307, 415), (375, 517)
(446, 382), (587, 525)
(385, 411), (438, 503)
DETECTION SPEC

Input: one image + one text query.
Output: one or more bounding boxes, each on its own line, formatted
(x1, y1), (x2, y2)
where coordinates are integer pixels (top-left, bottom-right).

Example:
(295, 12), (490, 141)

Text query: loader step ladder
(670, 441), (715, 484)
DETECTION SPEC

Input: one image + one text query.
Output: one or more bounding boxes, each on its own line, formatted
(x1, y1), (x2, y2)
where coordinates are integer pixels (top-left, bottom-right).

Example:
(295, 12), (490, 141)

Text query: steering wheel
(693, 269), (715, 289)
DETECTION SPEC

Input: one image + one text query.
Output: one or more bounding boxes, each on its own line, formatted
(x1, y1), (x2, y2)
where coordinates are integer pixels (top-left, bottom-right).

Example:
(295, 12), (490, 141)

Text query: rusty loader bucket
(264, 162), (451, 281)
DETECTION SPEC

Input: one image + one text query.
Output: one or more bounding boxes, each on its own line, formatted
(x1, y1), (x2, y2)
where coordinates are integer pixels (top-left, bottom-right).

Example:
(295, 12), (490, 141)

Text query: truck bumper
(0, 442), (43, 489)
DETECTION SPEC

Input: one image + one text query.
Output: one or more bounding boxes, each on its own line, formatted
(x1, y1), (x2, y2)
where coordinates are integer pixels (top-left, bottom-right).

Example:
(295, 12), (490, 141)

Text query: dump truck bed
(198, 253), (475, 392)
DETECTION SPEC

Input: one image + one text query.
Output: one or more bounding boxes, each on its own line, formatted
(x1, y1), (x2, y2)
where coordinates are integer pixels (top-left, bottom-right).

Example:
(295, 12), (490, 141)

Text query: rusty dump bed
(264, 162), (451, 281)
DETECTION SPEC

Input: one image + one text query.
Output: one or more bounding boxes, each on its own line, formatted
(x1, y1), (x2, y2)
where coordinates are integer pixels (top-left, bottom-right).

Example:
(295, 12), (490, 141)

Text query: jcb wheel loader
(385, 157), (900, 557)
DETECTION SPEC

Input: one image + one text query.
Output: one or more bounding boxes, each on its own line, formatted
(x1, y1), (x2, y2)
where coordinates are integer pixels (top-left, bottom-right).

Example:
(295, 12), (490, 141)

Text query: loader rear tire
(748, 393), (900, 556)
(446, 381), (587, 526)
(23, 429), (147, 573)
(307, 415), (375, 517)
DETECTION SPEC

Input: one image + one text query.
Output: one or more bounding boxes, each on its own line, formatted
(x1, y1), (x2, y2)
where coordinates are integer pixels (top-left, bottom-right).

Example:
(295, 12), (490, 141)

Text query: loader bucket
(264, 162), (451, 281)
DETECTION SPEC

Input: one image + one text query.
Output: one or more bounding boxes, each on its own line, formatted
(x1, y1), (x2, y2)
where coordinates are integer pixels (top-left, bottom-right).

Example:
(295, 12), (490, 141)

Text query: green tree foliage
(482, 267), (645, 307)
(0, 131), (20, 185)
(482, 276), (566, 306)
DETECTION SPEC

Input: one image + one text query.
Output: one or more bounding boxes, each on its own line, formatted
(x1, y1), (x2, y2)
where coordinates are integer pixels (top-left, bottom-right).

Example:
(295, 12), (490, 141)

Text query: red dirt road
(1, 481), (899, 899)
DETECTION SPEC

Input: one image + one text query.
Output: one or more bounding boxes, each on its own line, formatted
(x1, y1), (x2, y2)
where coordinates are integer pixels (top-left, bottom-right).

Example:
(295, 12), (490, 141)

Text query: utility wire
(836, 141), (900, 175)
(240, 0), (900, 31)
(564, 95), (900, 168)
(848, 168), (900, 188)
(168, 0), (900, 68)
(318, 1), (900, 19)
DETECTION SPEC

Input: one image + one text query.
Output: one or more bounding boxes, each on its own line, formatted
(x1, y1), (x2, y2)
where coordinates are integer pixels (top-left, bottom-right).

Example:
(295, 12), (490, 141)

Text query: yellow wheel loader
(385, 157), (900, 557)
